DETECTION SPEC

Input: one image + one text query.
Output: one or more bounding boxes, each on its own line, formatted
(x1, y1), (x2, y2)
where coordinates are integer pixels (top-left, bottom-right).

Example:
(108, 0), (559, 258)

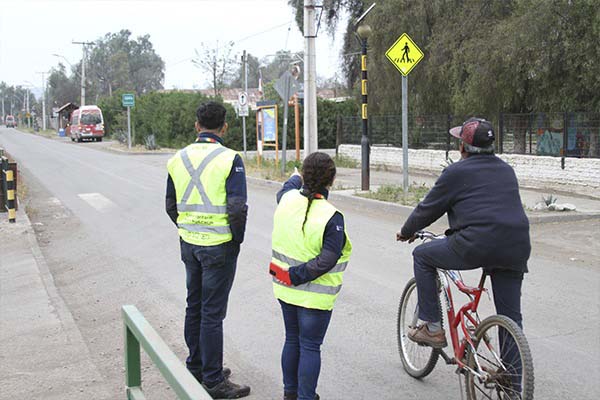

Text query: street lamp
(355, 3), (376, 191)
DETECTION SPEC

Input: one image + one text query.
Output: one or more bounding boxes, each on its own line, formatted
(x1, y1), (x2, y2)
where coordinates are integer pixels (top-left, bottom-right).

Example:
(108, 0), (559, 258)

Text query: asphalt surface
(1, 127), (599, 399)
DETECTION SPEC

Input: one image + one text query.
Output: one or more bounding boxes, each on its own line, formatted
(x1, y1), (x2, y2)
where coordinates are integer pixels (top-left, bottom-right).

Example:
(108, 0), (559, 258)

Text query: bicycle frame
(437, 269), (488, 376)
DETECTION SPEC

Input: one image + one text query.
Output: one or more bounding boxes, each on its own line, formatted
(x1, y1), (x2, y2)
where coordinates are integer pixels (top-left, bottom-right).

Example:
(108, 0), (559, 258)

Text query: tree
(289, 0), (599, 118)
(86, 30), (165, 97)
(230, 53), (260, 88)
(47, 63), (80, 108)
(192, 41), (237, 96)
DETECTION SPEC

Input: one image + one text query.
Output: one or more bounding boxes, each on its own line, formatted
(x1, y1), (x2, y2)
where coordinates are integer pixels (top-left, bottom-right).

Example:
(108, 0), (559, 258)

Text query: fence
(338, 112), (600, 159)
(122, 305), (212, 400)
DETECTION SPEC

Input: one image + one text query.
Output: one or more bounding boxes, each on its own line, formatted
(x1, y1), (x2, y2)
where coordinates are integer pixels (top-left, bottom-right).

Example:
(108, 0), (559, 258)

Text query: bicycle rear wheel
(465, 315), (534, 400)
(397, 277), (441, 378)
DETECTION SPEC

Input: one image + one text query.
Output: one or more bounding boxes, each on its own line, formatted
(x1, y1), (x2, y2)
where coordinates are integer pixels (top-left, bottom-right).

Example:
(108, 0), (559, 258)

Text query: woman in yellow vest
(270, 152), (352, 400)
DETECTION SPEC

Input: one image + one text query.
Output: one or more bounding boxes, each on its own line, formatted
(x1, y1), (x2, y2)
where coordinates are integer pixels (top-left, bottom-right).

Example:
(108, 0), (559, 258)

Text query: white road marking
(78, 193), (116, 212)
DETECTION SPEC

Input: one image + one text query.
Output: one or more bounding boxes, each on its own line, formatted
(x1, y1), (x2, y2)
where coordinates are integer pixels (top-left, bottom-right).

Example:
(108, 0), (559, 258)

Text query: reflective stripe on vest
(273, 279), (342, 295)
(178, 147), (228, 214)
(272, 250), (348, 274)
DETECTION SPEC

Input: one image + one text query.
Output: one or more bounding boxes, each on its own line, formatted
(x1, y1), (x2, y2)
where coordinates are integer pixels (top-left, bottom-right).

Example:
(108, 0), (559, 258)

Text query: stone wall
(338, 144), (600, 195)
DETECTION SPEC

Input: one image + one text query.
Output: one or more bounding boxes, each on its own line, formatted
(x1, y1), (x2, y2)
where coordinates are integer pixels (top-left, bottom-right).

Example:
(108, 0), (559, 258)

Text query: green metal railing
(122, 305), (212, 400)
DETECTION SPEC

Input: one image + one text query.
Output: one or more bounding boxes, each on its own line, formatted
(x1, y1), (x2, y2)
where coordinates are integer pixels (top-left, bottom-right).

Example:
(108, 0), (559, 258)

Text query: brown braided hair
(301, 152), (336, 232)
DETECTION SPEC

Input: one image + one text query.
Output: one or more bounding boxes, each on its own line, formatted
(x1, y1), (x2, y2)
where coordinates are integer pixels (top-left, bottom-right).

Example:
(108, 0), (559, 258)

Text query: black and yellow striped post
(357, 24), (372, 191)
(6, 168), (16, 223)
(1, 155), (16, 223)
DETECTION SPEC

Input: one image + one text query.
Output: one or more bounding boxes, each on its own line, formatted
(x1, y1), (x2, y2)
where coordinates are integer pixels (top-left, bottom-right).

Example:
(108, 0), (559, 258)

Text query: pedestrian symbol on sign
(385, 33), (424, 76)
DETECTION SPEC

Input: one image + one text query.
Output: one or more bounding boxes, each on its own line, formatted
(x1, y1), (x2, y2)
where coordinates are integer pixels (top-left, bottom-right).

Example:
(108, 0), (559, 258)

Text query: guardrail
(1, 149), (17, 223)
(122, 305), (212, 400)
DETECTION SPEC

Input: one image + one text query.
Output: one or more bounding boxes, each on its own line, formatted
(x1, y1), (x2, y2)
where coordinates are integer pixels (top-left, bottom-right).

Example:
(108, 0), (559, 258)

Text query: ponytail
(299, 152), (336, 234)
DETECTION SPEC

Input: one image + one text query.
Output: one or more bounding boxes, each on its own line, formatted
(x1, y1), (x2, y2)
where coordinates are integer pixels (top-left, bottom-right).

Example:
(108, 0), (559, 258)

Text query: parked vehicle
(5, 115), (16, 128)
(69, 106), (105, 142)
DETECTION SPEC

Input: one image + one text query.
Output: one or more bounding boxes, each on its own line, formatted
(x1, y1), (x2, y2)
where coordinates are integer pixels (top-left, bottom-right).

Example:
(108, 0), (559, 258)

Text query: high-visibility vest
(167, 142), (237, 246)
(272, 190), (352, 311)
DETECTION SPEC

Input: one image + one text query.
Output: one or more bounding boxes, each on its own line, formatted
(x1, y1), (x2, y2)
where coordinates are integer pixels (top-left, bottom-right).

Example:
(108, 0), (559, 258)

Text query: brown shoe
(408, 324), (447, 348)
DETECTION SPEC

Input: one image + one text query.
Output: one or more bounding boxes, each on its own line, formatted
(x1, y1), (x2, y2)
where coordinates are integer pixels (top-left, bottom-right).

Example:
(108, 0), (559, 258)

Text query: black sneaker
(191, 367), (232, 384)
(203, 377), (251, 399)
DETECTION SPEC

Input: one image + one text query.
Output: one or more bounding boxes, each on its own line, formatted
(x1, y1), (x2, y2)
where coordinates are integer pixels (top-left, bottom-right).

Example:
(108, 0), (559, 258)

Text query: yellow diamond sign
(385, 33), (424, 76)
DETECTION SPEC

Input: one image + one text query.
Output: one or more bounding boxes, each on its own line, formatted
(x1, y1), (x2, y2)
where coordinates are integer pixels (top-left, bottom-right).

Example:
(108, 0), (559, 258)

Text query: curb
(246, 175), (600, 224)
(101, 145), (176, 156)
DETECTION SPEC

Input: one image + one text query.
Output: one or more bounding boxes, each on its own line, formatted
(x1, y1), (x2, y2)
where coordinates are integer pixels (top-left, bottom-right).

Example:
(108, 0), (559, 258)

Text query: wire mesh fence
(338, 112), (600, 159)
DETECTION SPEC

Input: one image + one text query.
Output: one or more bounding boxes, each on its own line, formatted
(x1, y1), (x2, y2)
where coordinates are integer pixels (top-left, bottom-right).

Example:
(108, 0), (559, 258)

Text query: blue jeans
(181, 239), (239, 386)
(279, 300), (332, 400)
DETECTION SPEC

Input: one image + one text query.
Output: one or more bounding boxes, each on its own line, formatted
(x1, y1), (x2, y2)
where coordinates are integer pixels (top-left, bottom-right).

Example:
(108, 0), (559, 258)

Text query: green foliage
(542, 194), (558, 206)
(96, 90), (357, 150)
(309, 0), (599, 116)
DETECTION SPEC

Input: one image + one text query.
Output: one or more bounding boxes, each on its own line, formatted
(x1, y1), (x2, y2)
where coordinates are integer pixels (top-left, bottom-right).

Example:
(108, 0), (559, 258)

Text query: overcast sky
(0, 0), (347, 94)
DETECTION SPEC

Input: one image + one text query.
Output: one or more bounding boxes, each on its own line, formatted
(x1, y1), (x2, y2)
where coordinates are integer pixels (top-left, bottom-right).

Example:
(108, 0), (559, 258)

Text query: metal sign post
(275, 71), (298, 175)
(402, 76), (408, 195)
(385, 33), (424, 195)
(122, 94), (135, 150)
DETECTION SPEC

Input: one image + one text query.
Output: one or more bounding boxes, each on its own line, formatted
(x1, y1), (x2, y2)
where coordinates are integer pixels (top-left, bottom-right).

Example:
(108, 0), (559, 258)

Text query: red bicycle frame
(437, 269), (488, 371)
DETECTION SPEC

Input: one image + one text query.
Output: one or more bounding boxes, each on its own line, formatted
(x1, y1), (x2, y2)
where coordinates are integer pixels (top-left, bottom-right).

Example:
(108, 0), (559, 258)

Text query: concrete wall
(338, 144), (600, 195)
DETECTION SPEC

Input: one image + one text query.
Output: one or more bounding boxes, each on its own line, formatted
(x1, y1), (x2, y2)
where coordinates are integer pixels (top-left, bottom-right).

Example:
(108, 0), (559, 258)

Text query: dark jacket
(401, 154), (531, 271)
(166, 132), (248, 244)
(276, 175), (346, 286)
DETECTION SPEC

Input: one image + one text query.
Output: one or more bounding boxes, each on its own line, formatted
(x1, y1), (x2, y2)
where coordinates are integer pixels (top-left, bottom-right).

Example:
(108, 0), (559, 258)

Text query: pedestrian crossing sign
(385, 33), (424, 76)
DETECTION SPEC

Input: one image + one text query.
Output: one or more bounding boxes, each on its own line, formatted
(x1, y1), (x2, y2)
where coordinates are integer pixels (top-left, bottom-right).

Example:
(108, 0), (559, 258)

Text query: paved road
(1, 127), (599, 399)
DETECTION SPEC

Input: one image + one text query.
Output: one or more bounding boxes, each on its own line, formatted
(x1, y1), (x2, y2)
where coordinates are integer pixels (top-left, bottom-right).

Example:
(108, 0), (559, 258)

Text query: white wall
(338, 145), (600, 195)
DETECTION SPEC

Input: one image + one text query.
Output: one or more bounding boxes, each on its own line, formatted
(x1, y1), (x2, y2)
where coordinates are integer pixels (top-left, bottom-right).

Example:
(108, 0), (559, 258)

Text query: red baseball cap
(449, 117), (495, 148)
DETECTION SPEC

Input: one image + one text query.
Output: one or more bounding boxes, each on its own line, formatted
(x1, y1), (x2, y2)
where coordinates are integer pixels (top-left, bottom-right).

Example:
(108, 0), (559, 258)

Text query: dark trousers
(181, 239), (240, 386)
(413, 238), (525, 391)
(279, 300), (332, 400)
(412, 238), (523, 327)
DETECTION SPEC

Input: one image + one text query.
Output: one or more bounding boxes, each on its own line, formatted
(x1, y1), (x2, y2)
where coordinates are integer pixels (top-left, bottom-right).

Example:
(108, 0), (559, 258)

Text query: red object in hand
(269, 262), (291, 286)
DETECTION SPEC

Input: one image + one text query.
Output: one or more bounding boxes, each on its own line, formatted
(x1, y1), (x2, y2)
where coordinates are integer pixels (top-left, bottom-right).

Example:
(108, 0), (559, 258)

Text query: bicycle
(397, 231), (534, 400)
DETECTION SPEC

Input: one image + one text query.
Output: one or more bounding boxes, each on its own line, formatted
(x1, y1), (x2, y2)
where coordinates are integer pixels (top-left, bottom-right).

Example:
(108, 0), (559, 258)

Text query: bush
(97, 91), (358, 150)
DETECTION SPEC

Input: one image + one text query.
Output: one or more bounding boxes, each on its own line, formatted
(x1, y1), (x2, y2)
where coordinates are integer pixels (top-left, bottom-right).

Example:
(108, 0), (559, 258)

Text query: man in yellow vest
(166, 102), (250, 398)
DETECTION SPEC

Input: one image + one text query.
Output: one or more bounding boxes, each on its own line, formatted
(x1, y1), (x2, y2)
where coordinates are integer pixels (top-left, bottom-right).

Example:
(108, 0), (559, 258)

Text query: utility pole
(303, 0), (318, 157)
(73, 41), (94, 106)
(36, 71), (47, 131)
(26, 89), (30, 128)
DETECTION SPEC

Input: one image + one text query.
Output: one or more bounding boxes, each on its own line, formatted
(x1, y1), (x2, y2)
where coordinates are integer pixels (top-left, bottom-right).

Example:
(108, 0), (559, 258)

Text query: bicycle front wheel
(465, 315), (534, 400)
(397, 277), (441, 379)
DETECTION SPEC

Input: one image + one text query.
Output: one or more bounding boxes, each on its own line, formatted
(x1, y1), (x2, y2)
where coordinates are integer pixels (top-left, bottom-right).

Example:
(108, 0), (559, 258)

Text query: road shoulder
(0, 207), (112, 399)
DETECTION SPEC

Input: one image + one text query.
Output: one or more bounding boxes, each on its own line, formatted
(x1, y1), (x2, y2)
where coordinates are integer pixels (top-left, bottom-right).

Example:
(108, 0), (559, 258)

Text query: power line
(233, 21), (294, 44)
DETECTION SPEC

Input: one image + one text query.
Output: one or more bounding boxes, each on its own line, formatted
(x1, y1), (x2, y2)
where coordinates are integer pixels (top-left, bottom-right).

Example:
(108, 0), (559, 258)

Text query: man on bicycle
(397, 117), (530, 348)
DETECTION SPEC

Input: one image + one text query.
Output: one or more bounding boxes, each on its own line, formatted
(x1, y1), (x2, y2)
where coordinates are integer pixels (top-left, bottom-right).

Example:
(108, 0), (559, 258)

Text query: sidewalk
(332, 167), (600, 220)
(0, 208), (111, 399)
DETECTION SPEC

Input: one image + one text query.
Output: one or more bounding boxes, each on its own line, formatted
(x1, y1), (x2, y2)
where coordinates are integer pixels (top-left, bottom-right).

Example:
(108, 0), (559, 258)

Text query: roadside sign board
(122, 93), (135, 107)
(238, 91), (249, 117)
(238, 91), (248, 106)
(274, 71), (298, 101)
(385, 33), (424, 76)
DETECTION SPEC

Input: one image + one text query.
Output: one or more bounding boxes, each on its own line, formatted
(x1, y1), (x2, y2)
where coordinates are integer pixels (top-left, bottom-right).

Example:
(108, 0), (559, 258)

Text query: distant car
(69, 106), (105, 142)
(5, 115), (16, 128)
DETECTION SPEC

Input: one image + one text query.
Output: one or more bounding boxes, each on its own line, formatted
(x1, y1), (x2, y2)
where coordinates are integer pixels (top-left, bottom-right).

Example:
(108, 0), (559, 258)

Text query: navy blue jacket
(166, 133), (248, 244)
(401, 154), (530, 271)
(276, 175), (346, 286)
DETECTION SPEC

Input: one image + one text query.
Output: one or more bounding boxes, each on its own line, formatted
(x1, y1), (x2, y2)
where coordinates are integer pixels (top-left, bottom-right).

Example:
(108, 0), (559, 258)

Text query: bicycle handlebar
(415, 230), (446, 240)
